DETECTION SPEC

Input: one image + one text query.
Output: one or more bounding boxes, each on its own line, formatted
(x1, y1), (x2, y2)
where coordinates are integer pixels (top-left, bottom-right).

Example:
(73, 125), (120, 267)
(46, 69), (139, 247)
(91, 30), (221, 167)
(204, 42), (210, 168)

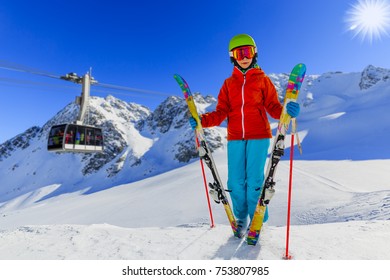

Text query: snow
(1, 221), (390, 260)
(1, 65), (390, 278)
(1, 152), (390, 260)
(319, 112), (346, 120)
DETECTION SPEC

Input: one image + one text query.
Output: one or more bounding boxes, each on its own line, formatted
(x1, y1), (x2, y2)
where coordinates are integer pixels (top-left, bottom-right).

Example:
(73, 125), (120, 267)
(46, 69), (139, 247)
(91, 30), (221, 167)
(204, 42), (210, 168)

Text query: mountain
(1, 65), (389, 201)
(0, 65), (390, 261)
(288, 64), (390, 160)
(0, 92), (226, 202)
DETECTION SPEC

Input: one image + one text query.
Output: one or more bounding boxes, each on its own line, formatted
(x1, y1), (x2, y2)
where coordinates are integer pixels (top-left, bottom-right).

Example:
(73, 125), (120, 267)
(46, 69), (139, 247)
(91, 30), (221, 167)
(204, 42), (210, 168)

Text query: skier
(189, 34), (300, 235)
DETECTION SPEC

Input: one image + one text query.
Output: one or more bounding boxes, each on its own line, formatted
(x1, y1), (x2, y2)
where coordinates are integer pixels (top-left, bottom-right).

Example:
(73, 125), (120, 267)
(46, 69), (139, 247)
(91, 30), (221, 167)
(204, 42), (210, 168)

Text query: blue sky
(1, 0), (390, 143)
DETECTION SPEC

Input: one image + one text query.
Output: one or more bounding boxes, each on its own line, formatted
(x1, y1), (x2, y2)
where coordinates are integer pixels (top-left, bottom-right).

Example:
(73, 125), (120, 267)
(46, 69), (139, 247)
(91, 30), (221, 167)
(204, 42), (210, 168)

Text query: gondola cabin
(47, 124), (104, 152)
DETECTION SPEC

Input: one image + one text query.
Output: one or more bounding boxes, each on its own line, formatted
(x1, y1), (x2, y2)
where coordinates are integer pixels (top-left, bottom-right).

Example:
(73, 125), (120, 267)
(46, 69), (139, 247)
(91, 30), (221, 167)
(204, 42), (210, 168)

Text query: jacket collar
(232, 65), (264, 78)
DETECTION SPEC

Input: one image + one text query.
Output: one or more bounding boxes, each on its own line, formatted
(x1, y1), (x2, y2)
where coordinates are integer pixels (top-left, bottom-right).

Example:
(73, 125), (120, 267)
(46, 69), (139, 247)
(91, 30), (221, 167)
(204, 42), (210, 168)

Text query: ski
(246, 63), (306, 246)
(174, 74), (240, 238)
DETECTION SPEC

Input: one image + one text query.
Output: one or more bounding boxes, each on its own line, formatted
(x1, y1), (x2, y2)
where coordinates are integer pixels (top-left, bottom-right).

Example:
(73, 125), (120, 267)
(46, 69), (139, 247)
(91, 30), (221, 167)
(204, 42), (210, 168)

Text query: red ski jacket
(201, 66), (283, 140)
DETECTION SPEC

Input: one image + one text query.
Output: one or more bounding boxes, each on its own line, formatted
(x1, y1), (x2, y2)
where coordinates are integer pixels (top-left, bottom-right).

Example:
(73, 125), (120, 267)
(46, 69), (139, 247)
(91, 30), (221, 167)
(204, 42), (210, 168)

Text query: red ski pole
(195, 134), (215, 228)
(284, 127), (295, 260)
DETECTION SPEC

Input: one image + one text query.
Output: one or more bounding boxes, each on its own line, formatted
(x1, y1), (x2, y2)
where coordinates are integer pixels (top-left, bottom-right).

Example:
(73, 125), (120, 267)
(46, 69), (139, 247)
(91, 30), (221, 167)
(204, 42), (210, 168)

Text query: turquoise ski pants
(227, 139), (270, 222)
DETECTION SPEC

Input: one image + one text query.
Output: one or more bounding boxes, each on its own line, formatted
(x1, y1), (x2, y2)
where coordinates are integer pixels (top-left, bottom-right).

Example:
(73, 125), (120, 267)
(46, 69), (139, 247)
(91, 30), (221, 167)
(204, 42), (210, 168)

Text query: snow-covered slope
(1, 151), (390, 259)
(296, 65), (390, 160)
(0, 65), (390, 260)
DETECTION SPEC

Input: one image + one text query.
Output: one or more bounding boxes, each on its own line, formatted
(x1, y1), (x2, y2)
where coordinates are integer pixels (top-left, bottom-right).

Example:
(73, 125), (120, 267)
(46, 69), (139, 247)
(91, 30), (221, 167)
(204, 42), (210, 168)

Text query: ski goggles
(229, 46), (256, 61)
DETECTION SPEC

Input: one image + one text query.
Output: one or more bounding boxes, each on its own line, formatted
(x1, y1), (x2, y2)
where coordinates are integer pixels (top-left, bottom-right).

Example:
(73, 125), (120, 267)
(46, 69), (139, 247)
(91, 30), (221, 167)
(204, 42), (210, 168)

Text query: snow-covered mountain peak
(359, 65), (390, 90)
(91, 95), (151, 124)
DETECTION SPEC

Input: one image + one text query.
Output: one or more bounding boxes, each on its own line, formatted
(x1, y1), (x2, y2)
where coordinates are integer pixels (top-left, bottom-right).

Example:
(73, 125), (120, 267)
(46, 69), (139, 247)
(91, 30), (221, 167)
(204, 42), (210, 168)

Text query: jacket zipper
(241, 74), (246, 139)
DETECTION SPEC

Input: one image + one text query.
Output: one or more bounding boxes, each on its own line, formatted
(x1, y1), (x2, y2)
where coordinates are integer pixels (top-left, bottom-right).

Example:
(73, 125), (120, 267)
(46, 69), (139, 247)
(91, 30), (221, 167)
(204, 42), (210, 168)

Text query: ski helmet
(229, 34), (257, 52)
(228, 34), (258, 68)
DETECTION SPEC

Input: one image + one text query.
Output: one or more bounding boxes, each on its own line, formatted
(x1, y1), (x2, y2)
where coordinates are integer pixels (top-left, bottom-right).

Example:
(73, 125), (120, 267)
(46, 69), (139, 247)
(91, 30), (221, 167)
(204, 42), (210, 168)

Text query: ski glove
(286, 101), (300, 118)
(188, 116), (199, 130)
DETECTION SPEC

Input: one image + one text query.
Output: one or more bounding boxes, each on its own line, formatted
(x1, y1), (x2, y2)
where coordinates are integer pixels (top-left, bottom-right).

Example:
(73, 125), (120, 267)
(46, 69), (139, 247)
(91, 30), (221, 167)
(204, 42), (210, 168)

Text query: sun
(345, 0), (390, 43)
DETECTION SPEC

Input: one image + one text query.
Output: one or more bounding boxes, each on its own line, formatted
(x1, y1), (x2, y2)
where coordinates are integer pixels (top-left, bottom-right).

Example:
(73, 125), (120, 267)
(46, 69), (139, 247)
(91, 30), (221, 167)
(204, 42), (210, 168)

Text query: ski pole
(195, 134), (215, 228)
(284, 127), (295, 260)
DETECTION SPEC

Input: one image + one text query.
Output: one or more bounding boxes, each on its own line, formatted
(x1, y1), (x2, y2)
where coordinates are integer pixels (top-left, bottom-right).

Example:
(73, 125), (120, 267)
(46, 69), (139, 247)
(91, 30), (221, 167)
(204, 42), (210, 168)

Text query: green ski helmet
(228, 34), (258, 63)
(229, 34), (257, 51)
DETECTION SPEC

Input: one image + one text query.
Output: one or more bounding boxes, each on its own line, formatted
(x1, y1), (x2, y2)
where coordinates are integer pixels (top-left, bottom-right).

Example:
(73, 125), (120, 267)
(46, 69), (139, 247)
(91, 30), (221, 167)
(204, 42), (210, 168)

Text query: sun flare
(345, 0), (390, 43)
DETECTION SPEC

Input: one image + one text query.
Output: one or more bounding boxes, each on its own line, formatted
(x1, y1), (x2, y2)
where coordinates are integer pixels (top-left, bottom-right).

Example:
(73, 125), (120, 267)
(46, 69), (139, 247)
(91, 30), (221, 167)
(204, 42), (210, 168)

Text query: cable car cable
(0, 60), (176, 98)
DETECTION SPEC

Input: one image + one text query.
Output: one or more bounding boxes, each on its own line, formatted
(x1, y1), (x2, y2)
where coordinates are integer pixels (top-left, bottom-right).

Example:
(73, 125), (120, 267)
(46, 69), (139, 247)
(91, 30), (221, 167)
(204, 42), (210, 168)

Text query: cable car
(47, 123), (104, 152)
(47, 72), (104, 153)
